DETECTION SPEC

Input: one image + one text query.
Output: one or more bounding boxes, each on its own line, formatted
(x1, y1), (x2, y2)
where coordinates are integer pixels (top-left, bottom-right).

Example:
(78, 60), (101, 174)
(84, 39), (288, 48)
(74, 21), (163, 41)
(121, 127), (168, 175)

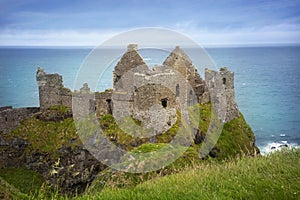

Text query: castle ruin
(0, 44), (239, 134)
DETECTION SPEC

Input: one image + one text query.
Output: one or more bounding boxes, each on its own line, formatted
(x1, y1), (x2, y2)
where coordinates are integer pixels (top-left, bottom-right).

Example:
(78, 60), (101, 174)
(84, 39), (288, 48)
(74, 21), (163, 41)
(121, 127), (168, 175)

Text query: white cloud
(0, 29), (119, 46)
(0, 26), (299, 47)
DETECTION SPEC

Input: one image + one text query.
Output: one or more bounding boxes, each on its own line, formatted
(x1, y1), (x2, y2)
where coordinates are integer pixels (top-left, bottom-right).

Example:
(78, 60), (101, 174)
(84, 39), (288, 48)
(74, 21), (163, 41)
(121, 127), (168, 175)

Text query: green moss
(214, 112), (257, 159)
(0, 167), (44, 195)
(155, 110), (181, 143)
(131, 143), (166, 153)
(49, 105), (69, 113)
(99, 114), (136, 150)
(8, 116), (79, 158)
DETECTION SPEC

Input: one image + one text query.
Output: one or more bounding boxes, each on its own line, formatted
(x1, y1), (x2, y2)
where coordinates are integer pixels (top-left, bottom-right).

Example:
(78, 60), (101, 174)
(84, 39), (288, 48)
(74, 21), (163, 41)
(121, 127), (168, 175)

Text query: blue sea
(0, 46), (299, 154)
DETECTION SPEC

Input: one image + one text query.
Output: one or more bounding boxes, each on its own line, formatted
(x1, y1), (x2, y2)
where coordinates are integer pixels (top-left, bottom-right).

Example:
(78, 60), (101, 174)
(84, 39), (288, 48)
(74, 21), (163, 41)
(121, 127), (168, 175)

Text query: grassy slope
(1, 150), (299, 199)
(82, 149), (300, 200)
(0, 177), (28, 200)
(0, 167), (44, 195)
(88, 103), (257, 191)
(7, 109), (79, 158)
(0, 103), (261, 199)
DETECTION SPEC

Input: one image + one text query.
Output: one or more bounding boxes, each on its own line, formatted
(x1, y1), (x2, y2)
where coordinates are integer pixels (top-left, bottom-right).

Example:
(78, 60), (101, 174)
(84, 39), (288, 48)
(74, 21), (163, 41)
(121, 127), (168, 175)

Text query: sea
(0, 46), (299, 154)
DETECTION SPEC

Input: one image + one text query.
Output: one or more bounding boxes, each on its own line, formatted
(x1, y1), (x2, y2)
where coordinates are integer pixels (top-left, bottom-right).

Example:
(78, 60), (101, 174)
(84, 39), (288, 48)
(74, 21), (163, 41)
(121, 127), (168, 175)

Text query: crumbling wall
(205, 67), (239, 122)
(0, 106), (40, 134)
(95, 89), (113, 117)
(113, 44), (146, 88)
(36, 67), (72, 110)
(72, 83), (95, 119)
(163, 46), (206, 99)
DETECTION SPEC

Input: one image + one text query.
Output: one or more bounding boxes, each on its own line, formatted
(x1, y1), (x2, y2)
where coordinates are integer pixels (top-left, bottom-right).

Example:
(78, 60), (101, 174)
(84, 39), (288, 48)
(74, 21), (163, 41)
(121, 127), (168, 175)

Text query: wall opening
(106, 99), (112, 114)
(5, 117), (7, 121)
(176, 84), (180, 97)
(161, 98), (168, 108)
(223, 78), (226, 85)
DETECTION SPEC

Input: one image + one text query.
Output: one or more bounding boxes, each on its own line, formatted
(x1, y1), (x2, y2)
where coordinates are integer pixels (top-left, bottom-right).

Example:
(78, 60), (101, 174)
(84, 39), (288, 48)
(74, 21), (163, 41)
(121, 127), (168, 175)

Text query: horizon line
(0, 42), (300, 49)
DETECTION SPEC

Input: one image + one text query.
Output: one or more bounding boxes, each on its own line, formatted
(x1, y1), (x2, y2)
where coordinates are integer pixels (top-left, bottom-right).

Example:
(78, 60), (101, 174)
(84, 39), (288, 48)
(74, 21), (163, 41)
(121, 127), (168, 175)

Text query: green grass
(0, 177), (28, 200)
(0, 102), (263, 199)
(49, 105), (69, 113)
(83, 102), (258, 192)
(81, 149), (300, 200)
(7, 116), (79, 158)
(0, 167), (44, 195)
(2, 150), (299, 199)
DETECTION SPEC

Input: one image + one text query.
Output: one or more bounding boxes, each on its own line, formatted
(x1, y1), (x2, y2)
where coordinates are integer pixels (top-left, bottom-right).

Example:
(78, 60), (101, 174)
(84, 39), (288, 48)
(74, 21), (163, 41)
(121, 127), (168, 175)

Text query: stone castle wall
(0, 44), (240, 134)
(205, 67), (239, 122)
(34, 45), (239, 125)
(36, 67), (72, 110)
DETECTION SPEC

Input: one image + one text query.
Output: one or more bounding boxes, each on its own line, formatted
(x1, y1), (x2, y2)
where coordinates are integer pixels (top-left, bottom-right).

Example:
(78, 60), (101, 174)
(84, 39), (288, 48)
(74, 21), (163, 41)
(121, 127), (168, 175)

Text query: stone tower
(205, 67), (239, 122)
(36, 67), (72, 110)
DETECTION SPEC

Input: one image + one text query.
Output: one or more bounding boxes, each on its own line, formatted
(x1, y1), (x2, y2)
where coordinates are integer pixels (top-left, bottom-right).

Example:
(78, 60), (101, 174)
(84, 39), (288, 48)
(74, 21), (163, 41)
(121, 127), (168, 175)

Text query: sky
(0, 0), (300, 46)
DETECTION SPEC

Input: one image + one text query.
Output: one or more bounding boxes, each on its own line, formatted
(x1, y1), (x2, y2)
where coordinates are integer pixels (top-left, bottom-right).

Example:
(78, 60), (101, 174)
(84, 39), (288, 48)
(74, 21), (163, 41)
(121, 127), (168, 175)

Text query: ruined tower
(36, 67), (72, 110)
(205, 67), (239, 122)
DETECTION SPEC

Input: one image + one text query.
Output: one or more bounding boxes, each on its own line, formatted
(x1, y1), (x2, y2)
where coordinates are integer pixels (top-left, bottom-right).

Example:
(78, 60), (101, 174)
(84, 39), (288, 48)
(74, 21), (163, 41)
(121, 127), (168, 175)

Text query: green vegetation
(3, 149), (297, 199)
(82, 149), (300, 200)
(7, 115), (79, 158)
(0, 167), (44, 195)
(49, 105), (69, 113)
(98, 111), (182, 151)
(0, 177), (28, 200)
(0, 102), (266, 199)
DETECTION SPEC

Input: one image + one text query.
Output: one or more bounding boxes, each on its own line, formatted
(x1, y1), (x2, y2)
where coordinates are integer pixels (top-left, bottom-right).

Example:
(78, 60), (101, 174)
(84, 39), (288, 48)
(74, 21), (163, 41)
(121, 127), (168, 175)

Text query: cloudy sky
(0, 0), (299, 46)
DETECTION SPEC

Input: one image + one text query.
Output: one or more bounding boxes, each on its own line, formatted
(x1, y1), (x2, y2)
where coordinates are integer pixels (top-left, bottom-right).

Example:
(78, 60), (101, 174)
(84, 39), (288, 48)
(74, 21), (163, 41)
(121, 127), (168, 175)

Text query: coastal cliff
(0, 45), (259, 195)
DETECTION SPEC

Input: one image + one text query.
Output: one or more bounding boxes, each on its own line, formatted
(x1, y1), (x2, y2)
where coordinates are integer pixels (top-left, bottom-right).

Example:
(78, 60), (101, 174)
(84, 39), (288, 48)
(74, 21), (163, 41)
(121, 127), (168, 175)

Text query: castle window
(176, 84), (180, 97)
(223, 78), (226, 85)
(106, 99), (112, 114)
(5, 117), (7, 121)
(161, 98), (168, 108)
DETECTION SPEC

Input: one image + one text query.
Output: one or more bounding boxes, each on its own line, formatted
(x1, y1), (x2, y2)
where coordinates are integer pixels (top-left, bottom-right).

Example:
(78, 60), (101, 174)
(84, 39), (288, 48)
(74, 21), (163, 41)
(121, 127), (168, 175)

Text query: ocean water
(0, 46), (299, 153)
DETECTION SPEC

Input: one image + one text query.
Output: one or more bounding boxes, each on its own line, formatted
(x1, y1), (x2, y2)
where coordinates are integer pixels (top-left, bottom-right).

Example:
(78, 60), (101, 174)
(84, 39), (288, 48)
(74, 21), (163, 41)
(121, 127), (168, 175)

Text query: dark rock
(36, 109), (72, 122)
(209, 147), (220, 158)
(194, 129), (204, 144)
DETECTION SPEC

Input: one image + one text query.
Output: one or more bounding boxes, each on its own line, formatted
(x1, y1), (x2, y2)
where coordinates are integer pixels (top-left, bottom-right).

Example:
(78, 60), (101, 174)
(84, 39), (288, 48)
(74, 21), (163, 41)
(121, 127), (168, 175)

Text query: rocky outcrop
(0, 110), (106, 195)
(0, 107), (39, 134)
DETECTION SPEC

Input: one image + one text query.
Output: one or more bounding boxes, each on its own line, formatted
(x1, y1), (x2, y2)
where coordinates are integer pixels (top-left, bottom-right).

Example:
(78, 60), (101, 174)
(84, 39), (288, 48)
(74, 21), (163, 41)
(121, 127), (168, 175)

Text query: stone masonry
(0, 44), (240, 134)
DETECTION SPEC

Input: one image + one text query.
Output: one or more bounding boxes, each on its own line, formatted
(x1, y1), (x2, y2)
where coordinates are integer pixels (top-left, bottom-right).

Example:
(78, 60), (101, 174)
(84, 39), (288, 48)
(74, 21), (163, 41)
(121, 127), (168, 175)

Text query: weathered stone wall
(95, 89), (113, 117)
(205, 67), (239, 122)
(36, 67), (72, 110)
(113, 44), (146, 87)
(163, 46), (206, 99)
(33, 45), (239, 131)
(72, 83), (95, 120)
(0, 106), (40, 134)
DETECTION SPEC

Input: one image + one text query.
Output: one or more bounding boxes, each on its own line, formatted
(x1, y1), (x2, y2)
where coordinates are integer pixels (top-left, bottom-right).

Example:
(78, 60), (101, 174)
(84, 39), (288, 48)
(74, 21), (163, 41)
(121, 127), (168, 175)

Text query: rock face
(0, 107), (40, 134)
(0, 111), (106, 194)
